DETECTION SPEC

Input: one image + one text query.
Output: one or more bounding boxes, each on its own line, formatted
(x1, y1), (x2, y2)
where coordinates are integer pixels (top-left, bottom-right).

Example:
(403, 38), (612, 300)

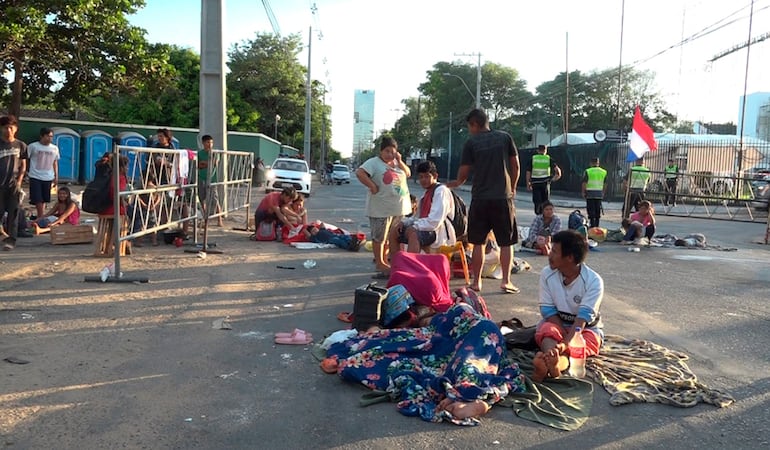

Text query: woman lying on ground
(32, 186), (80, 235)
(325, 302), (526, 425)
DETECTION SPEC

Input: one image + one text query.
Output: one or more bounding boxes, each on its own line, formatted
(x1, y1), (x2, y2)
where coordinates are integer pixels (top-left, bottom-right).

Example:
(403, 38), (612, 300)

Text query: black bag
(352, 282), (388, 332)
(82, 161), (113, 214)
(500, 318), (538, 351)
(439, 184), (468, 238)
(568, 209), (588, 231)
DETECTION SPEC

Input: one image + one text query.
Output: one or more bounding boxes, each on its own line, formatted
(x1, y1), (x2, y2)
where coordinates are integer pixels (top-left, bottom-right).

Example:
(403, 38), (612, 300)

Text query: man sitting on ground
(524, 200), (561, 256)
(253, 187), (298, 235)
(388, 161), (455, 255)
(621, 200), (656, 246)
(532, 230), (604, 382)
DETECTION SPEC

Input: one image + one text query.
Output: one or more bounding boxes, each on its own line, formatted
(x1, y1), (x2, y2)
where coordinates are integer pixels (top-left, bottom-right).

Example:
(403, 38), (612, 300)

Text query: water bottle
(568, 326), (587, 378)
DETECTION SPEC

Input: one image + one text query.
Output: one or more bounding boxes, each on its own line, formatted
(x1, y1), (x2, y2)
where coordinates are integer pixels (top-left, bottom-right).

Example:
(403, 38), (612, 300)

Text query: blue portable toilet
(51, 127), (80, 183)
(80, 130), (113, 183)
(117, 131), (148, 181)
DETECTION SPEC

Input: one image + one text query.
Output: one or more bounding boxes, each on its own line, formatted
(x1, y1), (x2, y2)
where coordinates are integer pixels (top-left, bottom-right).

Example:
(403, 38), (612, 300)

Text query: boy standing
(27, 127), (60, 220)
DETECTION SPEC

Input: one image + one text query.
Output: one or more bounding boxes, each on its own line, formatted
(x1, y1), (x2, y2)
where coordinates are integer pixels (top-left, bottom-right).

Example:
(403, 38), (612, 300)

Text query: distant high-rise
(353, 89), (375, 160)
(737, 92), (770, 140)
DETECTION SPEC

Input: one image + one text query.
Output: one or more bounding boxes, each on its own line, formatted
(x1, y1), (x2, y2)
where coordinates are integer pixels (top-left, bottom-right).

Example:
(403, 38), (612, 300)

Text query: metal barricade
(85, 145), (254, 283)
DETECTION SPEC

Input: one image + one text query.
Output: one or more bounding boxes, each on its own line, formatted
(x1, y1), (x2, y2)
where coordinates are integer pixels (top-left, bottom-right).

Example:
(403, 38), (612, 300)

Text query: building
(737, 92), (770, 140)
(353, 89), (375, 161)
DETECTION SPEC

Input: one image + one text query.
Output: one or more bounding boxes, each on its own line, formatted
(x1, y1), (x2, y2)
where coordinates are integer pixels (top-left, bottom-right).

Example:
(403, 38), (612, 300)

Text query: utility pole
(455, 52), (481, 109)
(303, 26), (312, 165)
(565, 32), (569, 145)
(447, 111), (453, 181)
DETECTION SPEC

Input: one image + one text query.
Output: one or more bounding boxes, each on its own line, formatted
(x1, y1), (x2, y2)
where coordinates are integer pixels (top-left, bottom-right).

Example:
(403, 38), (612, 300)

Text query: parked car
(751, 181), (770, 211)
(265, 158), (312, 196)
(331, 164), (351, 184)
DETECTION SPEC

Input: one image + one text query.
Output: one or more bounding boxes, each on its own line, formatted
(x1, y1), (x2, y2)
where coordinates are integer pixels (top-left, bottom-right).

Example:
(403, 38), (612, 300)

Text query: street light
(443, 73), (478, 108)
(274, 114), (281, 140)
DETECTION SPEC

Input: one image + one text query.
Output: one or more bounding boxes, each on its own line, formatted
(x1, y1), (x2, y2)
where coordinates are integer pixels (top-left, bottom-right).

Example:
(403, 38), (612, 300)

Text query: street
(1, 176), (769, 449)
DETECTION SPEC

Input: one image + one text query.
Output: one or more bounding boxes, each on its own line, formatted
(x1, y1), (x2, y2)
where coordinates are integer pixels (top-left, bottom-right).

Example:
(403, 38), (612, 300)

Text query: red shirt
(257, 192), (283, 213)
(102, 174), (128, 216)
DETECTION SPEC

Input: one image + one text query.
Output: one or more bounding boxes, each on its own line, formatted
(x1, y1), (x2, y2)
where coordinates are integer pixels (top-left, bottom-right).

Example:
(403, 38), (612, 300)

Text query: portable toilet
(117, 131), (148, 181)
(51, 127), (80, 183)
(80, 130), (113, 183)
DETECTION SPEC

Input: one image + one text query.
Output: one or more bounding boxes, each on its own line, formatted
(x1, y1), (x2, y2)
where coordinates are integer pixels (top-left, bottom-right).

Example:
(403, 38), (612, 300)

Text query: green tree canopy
(533, 66), (674, 134)
(0, 0), (170, 117)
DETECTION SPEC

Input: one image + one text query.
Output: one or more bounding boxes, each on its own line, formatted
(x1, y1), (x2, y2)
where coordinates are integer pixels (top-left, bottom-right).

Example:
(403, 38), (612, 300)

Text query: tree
(0, 0), (169, 117)
(533, 67), (674, 134)
(227, 33), (332, 167)
(91, 45), (199, 127)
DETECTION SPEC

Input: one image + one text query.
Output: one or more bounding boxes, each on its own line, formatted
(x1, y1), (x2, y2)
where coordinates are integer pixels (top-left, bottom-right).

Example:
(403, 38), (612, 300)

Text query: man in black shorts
(448, 109), (520, 294)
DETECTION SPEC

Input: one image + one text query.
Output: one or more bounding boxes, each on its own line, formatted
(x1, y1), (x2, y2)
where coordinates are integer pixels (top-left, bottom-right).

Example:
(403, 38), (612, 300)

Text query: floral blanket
(326, 304), (527, 425)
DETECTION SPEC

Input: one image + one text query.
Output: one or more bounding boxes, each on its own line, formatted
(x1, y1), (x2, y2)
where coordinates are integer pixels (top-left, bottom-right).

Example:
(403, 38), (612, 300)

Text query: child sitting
(32, 186), (80, 235)
(621, 200), (656, 245)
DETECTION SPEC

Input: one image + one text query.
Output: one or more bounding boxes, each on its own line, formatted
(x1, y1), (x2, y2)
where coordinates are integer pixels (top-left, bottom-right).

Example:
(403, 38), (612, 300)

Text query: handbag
(352, 282), (388, 332)
(500, 317), (538, 351)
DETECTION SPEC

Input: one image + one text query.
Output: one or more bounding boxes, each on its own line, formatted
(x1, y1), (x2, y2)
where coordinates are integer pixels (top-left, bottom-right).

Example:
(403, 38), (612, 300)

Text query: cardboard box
(50, 224), (96, 245)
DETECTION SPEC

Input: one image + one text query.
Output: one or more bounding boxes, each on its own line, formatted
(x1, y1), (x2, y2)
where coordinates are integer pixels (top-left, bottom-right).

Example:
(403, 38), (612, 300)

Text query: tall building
(737, 92), (770, 140)
(353, 89), (375, 161)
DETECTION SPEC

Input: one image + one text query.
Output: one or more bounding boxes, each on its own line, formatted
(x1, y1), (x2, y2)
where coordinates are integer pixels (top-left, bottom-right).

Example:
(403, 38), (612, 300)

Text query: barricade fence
(84, 145), (254, 282)
(623, 168), (768, 223)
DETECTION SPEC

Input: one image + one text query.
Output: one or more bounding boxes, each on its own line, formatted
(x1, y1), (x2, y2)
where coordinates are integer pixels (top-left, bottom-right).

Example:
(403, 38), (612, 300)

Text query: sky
(130, 0), (770, 156)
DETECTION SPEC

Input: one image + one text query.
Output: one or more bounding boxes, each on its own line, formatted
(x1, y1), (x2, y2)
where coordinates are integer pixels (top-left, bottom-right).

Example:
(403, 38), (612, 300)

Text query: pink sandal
(274, 329), (313, 345)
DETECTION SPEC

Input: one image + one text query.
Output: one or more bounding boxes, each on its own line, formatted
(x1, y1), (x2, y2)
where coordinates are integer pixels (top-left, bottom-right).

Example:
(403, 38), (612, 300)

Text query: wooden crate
(50, 224), (96, 245)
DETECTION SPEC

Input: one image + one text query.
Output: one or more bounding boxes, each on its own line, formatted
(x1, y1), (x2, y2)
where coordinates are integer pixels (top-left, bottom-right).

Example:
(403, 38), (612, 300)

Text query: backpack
(568, 209), (588, 231)
(440, 184), (468, 239)
(81, 162), (113, 214)
(255, 221), (277, 241)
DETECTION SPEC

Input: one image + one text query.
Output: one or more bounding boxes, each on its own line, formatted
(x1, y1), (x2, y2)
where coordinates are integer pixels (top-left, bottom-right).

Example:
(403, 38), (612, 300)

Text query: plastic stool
(436, 241), (469, 285)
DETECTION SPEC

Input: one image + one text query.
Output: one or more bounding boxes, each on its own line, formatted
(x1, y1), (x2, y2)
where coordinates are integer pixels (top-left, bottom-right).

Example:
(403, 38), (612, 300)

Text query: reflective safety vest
(665, 165), (678, 179)
(585, 166), (607, 199)
(629, 165), (651, 189)
(531, 154), (551, 180)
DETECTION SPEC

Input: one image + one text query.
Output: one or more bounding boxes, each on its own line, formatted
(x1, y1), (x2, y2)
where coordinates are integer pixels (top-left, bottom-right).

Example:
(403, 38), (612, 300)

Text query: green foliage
(532, 67), (674, 133)
(91, 45), (198, 127)
(0, 0), (168, 117)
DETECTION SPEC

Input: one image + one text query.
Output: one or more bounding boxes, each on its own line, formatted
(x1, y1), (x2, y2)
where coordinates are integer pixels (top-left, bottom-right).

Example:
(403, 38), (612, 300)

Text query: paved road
(1, 177), (768, 449)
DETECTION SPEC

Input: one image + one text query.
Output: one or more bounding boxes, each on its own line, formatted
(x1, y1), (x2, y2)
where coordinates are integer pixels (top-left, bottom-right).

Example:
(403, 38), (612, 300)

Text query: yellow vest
(585, 167), (607, 198)
(531, 154), (550, 180)
(629, 165), (651, 189)
(665, 165), (678, 179)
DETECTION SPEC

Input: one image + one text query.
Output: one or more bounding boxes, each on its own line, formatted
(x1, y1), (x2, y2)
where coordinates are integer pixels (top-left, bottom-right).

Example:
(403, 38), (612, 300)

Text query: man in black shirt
(0, 115), (28, 250)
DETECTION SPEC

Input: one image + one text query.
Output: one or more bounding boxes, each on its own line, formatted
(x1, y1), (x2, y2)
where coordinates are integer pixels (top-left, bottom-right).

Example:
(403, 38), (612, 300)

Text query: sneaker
(632, 238), (643, 246)
(620, 240), (633, 245)
(3, 240), (15, 251)
(348, 237), (363, 252)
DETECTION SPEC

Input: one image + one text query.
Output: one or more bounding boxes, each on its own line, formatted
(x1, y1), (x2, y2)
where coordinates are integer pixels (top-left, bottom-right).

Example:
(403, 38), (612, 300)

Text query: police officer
(526, 145), (561, 214)
(623, 157), (651, 217)
(582, 157), (607, 228)
(664, 158), (678, 206)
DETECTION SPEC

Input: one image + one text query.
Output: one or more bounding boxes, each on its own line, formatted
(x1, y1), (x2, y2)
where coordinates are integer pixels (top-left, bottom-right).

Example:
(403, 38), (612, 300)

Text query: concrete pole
(475, 54), (481, 110)
(303, 26), (312, 165)
(200, 0), (228, 208)
(447, 112), (453, 181)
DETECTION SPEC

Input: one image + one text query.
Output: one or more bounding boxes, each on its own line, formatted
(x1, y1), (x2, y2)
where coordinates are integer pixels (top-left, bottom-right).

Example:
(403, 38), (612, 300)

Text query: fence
(85, 145), (254, 283)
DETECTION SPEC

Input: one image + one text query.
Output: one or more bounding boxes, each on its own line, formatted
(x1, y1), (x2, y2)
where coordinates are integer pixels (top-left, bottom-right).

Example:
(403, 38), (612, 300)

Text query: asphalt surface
(1, 177), (769, 449)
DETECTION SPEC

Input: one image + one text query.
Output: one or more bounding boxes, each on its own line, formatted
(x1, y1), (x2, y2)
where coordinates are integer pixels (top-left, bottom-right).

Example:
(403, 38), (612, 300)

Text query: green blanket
(499, 349), (593, 431)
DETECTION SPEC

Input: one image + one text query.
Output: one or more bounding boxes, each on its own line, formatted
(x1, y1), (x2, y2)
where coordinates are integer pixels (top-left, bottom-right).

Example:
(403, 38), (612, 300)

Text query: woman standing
(355, 137), (411, 277)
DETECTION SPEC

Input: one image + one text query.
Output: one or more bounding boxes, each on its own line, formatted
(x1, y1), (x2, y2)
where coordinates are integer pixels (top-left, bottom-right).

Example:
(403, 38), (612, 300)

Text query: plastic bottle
(568, 326), (587, 378)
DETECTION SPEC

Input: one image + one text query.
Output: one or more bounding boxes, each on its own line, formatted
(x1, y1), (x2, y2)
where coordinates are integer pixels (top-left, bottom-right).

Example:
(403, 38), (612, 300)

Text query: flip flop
(274, 329), (313, 345)
(336, 311), (354, 323)
(501, 284), (521, 294)
(274, 328), (313, 340)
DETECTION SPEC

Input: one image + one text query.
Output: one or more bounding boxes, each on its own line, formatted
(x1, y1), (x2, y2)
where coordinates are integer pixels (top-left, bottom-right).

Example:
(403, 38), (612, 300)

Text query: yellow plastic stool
(437, 241), (470, 285)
